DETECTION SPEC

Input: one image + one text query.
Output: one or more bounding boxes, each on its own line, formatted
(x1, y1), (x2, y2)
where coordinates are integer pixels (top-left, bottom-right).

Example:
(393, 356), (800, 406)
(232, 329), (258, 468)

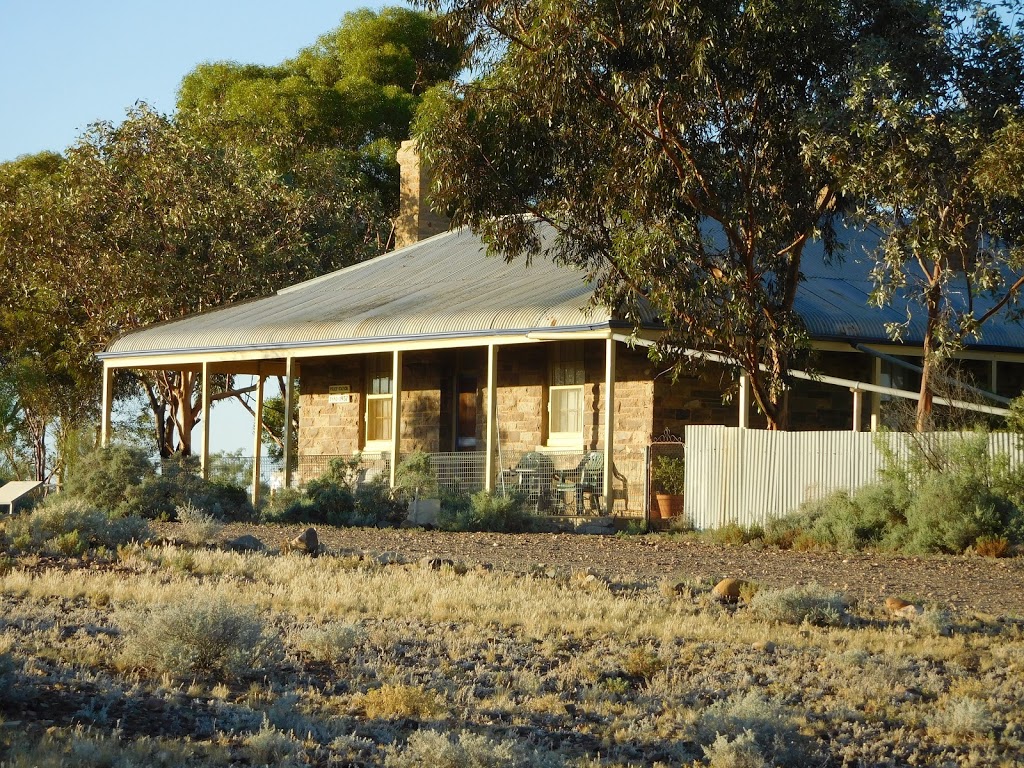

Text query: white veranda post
(283, 357), (296, 488)
(485, 344), (497, 492)
(200, 361), (211, 480)
(101, 364), (114, 447)
(603, 337), (616, 511)
(251, 375), (265, 507)
(389, 351), (403, 488)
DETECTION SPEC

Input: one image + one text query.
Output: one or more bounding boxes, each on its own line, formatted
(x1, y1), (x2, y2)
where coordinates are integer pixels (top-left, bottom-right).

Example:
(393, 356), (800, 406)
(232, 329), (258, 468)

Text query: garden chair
(505, 451), (555, 511)
(554, 451), (604, 514)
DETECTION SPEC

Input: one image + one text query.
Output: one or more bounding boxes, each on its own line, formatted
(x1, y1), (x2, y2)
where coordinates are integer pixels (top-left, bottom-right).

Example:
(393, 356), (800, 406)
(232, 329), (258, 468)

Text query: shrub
(438, 490), (534, 532)
(293, 622), (361, 663)
(695, 692), (811, 767)
(652, 455), (686, 495)
(2, 497), (151, 555)
(359, 683), (443, 720)
(62, 445), (156, 515)
(703, 730), (767, 768)
(974, 534), (1010, 557)
(766, 431), (1024, 555)
(62, 449), (254, 522)
(176, 501), (224, 545)
(262, 457), (406, 527)
(927, 696), (995, 739)
(120, 596), (280, 682)
(125, 458), (255, 522)
(385, 729), (561, 768)
(748, 583), (849, 626)
(265, 474), (407, 528)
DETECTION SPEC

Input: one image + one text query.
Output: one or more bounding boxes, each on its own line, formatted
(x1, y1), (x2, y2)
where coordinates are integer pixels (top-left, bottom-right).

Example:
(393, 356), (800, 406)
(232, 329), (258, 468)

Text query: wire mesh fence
(496, 448), (645, 517)
(181, 446), (649, 519)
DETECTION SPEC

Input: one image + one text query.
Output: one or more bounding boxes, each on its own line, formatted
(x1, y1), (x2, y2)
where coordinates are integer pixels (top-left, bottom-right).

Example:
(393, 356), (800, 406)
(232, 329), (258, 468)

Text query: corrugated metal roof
(103, 225), (643, 357)
(103, 220), (1024, 358)
(795, 227), (1024, 349)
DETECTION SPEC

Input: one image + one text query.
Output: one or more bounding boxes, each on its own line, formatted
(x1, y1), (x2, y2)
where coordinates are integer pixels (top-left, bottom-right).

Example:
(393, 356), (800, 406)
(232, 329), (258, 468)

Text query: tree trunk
(916, 288), (941, 432)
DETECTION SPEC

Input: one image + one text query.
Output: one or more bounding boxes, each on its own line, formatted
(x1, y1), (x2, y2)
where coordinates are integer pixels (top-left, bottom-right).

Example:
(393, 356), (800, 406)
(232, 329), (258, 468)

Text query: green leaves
(417, 0), (936, 426)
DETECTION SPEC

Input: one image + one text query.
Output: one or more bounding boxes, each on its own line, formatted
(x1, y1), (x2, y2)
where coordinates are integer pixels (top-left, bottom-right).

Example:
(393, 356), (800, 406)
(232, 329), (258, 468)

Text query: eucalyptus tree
(415, 0), (937, 428)
(55, 105), (394, 457)
(0, 151), (98, 480)
(176, 6), (463, 234)
(821, 1), (1024, 430)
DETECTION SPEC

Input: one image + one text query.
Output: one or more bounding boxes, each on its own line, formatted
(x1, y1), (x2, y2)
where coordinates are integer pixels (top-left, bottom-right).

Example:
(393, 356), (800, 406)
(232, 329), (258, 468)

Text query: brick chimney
(395, 139), (450, 249)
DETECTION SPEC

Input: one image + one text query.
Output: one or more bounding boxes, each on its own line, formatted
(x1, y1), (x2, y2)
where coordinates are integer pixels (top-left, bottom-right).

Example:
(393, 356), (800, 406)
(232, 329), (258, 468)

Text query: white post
(738, 372), (751, 429)
(870, 357), (882, 432)
(200, 361), (211, 480)
(389, 351), (403, 488)
(603, 337), (616, 512)
(251, 375), (265, 507)
(100, 364), (114, 447)
(991, 360), (999, 397)
(283, 356), (296, 488)
(852, 388), (863, 432)
(484, 344), (498, 492)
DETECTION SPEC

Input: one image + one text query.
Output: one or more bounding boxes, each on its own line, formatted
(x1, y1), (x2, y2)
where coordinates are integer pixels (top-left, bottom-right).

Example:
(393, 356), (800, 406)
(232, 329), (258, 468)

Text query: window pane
(551, 387), (582, 434)
(367, 396), (392, 442)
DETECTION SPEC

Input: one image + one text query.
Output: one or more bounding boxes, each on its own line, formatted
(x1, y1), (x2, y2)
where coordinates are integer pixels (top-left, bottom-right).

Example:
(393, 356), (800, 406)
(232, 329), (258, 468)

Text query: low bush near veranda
(437, 490), (534, 532)
(263, 456), (407, 527)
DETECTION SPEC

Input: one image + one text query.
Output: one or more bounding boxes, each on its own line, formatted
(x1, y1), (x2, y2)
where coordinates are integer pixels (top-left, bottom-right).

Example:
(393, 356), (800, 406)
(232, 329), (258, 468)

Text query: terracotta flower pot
(653, 492), (684, 520)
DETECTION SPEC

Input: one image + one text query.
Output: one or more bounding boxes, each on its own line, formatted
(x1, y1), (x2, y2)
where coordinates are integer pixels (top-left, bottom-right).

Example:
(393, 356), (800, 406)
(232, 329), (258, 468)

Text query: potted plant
(651, 455), (685, 520)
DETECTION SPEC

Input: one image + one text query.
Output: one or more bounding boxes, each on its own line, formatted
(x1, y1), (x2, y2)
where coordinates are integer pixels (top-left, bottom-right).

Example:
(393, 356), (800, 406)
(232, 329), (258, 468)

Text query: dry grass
(0, 544), (1022, 766)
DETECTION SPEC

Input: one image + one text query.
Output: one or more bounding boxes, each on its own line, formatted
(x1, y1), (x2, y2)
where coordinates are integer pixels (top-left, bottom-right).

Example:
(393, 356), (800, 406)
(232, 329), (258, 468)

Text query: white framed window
(548, 341), (585, 447)
(365, 353), (393, 447)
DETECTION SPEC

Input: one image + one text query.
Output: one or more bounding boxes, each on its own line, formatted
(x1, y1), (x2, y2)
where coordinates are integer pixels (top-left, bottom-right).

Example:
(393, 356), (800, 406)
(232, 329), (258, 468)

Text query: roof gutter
(611, 334), (1010, 417)
(853, 343), (1010, 405)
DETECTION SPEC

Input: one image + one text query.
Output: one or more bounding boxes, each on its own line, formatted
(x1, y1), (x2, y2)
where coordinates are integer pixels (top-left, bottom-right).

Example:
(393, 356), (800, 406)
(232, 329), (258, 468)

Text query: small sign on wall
(328, 384), (351, 404)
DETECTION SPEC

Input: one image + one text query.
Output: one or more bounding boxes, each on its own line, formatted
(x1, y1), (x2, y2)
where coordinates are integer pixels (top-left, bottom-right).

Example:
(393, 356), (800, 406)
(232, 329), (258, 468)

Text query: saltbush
(2, 497), (150, 555)
(121, 596), (279, 682)
(385, 729), (562, 768)
(695, 692), (812, 767)
(62, 445), (155, 516)
(61, 448), (254, 521)
(263, 457), (407, 527)
(766, 431), (1024, 555)
(437, 490), (535, 532)
(748, 583), (849, 626)
(175, 501), (224, 545)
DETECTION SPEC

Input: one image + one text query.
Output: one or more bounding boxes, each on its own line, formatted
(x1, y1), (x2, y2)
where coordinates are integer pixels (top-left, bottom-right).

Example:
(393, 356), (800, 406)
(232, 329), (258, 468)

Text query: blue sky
(0, 1), (385, 162)
(1, 1), (390, 453)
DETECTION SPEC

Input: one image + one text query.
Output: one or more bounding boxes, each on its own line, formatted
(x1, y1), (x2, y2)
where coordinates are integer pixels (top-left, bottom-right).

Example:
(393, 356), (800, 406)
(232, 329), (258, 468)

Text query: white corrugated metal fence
(684, 426), (1024, 529)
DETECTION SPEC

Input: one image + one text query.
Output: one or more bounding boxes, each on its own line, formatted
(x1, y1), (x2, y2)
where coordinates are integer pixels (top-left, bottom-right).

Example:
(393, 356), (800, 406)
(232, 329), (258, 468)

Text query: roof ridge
(277, 228), (464, 296)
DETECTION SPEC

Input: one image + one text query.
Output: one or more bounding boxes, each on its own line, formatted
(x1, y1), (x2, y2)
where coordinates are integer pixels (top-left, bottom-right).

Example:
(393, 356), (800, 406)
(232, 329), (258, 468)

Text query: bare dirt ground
(202, 523), (1024, 617)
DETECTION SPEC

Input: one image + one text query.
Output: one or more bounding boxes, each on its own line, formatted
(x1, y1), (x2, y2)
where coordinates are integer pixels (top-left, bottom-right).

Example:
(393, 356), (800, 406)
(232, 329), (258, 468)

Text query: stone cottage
(98, 142), (1024, 518)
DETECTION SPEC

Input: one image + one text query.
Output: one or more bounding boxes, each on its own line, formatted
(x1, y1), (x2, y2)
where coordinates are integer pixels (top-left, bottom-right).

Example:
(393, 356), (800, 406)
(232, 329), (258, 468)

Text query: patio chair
(509, 451), (555, 511)
(554, 450), (604, 514)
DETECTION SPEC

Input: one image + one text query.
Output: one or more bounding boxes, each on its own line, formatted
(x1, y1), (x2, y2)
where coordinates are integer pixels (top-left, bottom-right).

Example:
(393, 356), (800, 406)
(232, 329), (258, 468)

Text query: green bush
(1, 497), (151, 555)
(121, 596), (280, 682)
(438, 490), (534, 532)
(766, 431), (1024, 555)
(263, 458), (407, 528)
(62, 445), (156, 515)
(61, 448), (254, 521)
